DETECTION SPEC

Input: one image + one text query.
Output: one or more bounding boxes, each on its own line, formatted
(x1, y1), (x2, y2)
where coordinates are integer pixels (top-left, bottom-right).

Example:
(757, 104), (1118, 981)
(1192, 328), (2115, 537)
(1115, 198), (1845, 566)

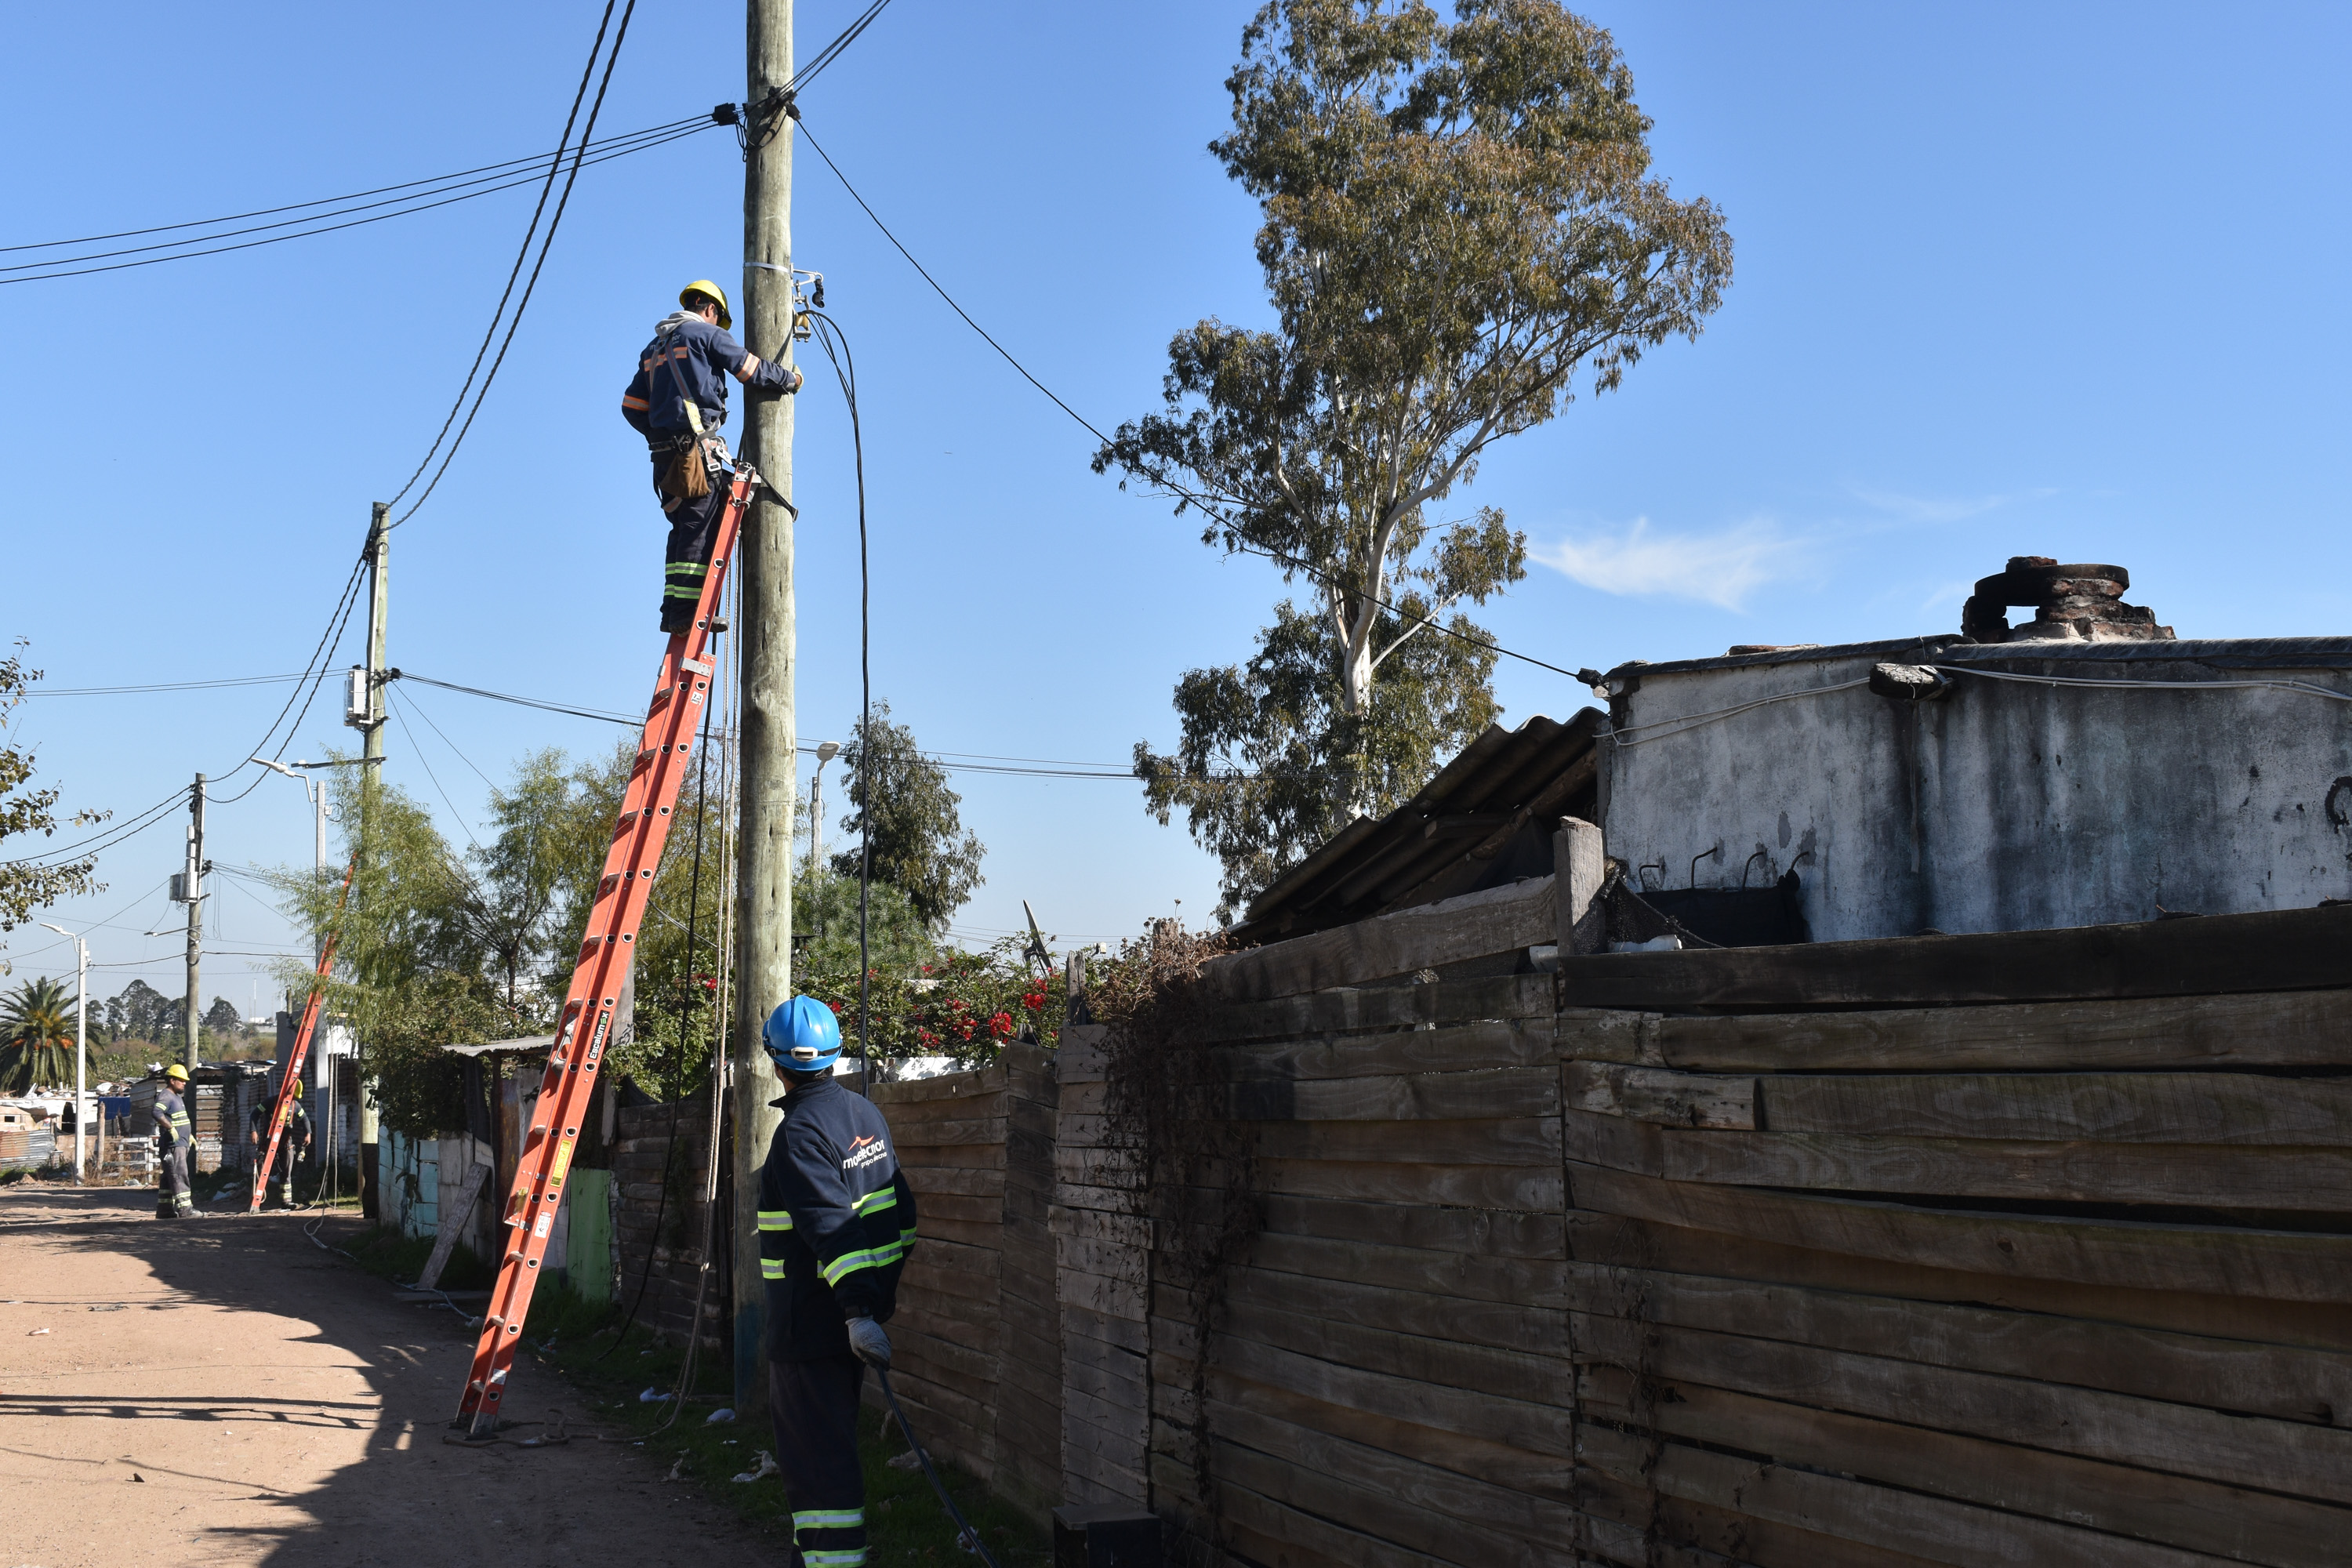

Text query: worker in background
(619, 280), (803, 633)
(154, 1064), (194, 1220)
(758, 996), (916, 1568)
(247, 1079), (312, 1210)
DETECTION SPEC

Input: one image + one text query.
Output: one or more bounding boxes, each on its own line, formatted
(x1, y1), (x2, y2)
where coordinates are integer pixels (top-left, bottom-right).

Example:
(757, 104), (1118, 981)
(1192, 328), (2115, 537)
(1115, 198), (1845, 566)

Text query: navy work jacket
(620, 315), (793, 444)
(153, 1087), (192, 1152)
(758, 1072), (917, 1363)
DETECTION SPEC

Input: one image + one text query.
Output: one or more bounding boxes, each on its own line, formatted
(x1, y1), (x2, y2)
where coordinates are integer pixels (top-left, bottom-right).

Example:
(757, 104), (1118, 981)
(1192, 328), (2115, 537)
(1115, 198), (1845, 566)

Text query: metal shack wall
(1606, 648), (2352, 942)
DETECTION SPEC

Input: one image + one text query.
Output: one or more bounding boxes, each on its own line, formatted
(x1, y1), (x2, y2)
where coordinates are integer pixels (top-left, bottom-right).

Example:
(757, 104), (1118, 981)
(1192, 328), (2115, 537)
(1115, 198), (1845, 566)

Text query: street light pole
(37, 922), (88, 1185)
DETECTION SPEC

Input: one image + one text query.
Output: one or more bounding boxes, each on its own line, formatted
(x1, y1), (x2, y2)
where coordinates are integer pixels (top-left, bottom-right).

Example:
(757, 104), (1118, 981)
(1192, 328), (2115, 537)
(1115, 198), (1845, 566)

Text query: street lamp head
(250, 756), (301, 780)
(816, 741), (840, 764)
(38, 921), (74, 939)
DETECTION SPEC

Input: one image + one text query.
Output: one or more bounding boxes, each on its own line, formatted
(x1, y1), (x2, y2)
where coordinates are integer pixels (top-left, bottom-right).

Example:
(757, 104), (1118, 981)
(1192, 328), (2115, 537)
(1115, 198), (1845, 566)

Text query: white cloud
(1847, 485), (2054, 525)
(1530, 517), (1802, 611)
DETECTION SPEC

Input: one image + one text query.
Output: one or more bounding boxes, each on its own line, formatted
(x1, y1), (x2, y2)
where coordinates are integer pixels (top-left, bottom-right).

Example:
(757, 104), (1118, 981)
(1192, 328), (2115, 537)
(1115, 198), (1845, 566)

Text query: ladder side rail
(249, 865), (355, 1213)
(454, 470), (753, 1428)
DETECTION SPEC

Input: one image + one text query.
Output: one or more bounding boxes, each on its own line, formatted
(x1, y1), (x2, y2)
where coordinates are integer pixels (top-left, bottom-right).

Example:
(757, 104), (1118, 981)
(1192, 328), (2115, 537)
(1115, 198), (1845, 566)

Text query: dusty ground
(0, 1182), (782, 1568)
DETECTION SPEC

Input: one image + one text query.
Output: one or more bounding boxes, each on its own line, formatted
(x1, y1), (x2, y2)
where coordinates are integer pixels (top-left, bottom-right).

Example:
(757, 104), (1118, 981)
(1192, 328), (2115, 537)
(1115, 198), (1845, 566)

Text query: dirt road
(0, 1183), (781, 1568)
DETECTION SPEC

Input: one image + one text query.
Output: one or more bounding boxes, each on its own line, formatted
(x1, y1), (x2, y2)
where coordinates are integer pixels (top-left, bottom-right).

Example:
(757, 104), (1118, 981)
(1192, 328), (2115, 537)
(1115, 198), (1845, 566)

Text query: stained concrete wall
(1602, 637), (2352, 942)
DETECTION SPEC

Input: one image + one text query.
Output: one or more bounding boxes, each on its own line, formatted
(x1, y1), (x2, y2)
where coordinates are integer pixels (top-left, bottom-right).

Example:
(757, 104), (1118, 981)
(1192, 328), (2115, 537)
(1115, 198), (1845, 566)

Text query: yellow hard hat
(165, 1063), (188, 1082)
(292, 1080), (304, 1099)
(680, 279), (731, 330)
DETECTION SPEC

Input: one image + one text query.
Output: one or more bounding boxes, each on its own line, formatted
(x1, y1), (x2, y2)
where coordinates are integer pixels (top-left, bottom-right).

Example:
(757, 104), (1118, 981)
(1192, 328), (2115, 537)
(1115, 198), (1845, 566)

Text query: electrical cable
(390, 684), (499, 791)
(793, 118), (1594, 687)
(27, 673), (310, 697)
(384, 689), (482, 849)
(0, 125), (710, 289)
(386, 0), (625, 510)
(390, 0), (642, 528)
(730, 0), (897, 158)
(1933, 665), (2352, 703)
(803, 309), (872, 1092)
(873, 1368), (1004, 1568)
(1, 116), (708, 256)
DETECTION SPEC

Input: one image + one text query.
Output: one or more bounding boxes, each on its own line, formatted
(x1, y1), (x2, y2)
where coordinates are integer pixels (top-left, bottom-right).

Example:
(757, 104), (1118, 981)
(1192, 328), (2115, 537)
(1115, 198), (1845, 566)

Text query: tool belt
(653, 430), (731, 502)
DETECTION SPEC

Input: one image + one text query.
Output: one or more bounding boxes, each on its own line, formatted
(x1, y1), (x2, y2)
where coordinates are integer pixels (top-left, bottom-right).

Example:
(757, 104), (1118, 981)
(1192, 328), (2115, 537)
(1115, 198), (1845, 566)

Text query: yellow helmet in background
(292, 1080), (304, 1099)
(679, 279), (731, 330)
(165, 1063), (189, 1083)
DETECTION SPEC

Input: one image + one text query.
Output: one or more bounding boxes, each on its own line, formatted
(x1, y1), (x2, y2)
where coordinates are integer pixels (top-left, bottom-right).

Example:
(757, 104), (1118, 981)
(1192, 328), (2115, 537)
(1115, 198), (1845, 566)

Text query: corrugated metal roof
(1609, 634), (2352, 681)
(1230, 710), (1606, 946)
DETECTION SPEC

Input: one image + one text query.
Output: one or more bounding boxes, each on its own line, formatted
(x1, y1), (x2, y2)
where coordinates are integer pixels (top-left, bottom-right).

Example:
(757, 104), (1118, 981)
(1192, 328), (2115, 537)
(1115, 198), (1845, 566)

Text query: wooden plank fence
(861, 869), (2352, 1564)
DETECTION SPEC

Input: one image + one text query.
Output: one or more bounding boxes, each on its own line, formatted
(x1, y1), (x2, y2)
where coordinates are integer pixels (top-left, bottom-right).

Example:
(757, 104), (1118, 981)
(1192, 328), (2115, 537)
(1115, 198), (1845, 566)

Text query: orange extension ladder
(453, 460), (762, 1437)
(247, 862), (354, 1213)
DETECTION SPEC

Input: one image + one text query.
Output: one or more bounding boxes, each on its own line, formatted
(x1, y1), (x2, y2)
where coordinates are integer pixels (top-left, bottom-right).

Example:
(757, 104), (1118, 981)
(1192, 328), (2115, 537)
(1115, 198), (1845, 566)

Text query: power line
(27, 673), (309, 697)
(795, 118), (1594, 688)
(1, 124), (709, 289)
(0, 116), (708, 256)
(389, 0), (641, 527)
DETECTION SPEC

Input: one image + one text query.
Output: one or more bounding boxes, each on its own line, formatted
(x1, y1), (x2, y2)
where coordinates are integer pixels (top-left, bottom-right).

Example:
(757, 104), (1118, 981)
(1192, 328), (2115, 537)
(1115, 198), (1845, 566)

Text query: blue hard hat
(763, 995), (843, 1073)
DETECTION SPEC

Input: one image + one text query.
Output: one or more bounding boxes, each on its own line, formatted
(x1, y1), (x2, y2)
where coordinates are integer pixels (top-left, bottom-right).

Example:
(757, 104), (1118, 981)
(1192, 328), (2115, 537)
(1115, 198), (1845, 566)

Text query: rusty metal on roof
(1230, 710), (1606, 947)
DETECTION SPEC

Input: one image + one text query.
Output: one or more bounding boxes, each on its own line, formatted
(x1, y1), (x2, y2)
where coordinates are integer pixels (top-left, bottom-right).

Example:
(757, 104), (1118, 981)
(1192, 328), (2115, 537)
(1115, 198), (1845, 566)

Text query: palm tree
(0, 976), (77, 1094)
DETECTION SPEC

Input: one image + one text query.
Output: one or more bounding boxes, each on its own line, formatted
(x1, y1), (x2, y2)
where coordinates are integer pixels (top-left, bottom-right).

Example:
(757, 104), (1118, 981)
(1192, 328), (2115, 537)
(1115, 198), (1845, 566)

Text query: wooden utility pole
(357, 504), (390, 1219)
(734, 0), (795, 1417)
(183, 774), (205, 1072)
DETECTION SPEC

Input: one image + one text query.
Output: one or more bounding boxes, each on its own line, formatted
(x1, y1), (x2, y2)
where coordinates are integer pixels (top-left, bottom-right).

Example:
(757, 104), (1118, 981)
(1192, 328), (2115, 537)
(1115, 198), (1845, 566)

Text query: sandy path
(0, 1184), (779, 1568)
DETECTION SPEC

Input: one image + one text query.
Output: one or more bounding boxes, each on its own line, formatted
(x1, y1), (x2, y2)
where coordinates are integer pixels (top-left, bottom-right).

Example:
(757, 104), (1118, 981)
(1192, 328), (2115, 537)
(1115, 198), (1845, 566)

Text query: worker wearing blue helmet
(757, 995), (916, 1568)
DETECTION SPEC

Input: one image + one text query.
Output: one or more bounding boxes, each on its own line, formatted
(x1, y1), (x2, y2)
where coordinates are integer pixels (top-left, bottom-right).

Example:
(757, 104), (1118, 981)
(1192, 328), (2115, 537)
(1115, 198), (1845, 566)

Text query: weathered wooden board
(1216, 1019), (1558, 1083)
(1580, 1370), (2352, 1564)
(1566, 1206), (2352, 1355)
(888, 1116), (1008, 1149)
(1207, 1367), (1576, 1504)
(1656, 1125), (2352, 1210)
(1235, 1066), (1562, 1123)
(1566, 1156), (2352, 1303)
(1210, 1473), (1457, 1568)
(1573, 1060), (2352, 1145)
(1250, 1115), (1562, 1166)
(1207, 972), (1555, 1044)
(1575, 1310), (2352, 1506)
(872, 1063), (1007, 1103)
(1207, 1294), (1573, 1408)
(1204, 874), (1555, 1004)
(1204, 1432), (1569, 1568)
(1252, 1192), (1564, 1258)
(1256, 1155), (1565, 1212)
(1554, 905), (2352, 1012)
(1243, 1230), (1570, 1309)
(1576, 1421), (2240, 1568)
(1207, 1332), (1575, 1457)
(896, 1163), (1005, 1198)
(1640, 987), (2352, 1072)
(1566, 1260), (2352, 1426)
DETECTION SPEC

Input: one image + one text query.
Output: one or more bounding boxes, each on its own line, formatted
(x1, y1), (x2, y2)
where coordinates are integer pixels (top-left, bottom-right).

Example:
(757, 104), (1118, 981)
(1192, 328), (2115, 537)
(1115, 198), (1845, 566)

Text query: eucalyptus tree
(1097, 0), (1732, 913)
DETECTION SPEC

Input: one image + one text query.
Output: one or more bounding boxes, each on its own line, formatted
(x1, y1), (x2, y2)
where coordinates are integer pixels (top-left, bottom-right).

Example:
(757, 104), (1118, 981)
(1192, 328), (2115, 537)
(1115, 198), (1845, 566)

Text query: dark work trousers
(654, 451), (729, 633)
(156, 1142), (192, 1218)
(256, 1141), (306, 1203)
(770, 1353), (868, 1567)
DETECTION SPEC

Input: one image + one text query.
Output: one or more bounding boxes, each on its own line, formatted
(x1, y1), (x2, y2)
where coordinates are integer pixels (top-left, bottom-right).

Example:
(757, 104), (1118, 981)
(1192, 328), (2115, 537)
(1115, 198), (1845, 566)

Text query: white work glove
(845, 1315), (891, 1369)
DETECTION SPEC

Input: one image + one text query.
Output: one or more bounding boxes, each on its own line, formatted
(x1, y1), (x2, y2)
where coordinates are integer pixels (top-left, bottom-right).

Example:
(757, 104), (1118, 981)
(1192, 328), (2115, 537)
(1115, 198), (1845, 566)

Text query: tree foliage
(0, 645), (106, 934)
(1096, 0), (1731, 916)
(0, 975), (76, 1093)
(829, 701), (985, 934)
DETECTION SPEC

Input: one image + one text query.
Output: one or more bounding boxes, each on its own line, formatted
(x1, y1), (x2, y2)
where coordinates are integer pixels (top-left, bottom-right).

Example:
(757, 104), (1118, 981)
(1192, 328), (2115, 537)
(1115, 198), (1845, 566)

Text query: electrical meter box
(343, 666), (370, 728)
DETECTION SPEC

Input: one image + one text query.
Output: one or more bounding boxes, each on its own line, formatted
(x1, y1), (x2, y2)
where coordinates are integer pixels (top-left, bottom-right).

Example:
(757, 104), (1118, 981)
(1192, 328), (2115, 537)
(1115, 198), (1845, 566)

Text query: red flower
(1021, 991), (1045, 1011)
(988, 1011), (1014, 1039)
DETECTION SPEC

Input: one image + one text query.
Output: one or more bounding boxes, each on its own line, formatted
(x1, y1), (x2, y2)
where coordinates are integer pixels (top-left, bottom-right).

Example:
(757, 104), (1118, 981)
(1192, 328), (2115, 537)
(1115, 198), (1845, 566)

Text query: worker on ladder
(620, 280), (802, 633)
(758, 996), (916, 1568)
(248, 1077), (312, 1210)
(154, 1064), (195, 1220)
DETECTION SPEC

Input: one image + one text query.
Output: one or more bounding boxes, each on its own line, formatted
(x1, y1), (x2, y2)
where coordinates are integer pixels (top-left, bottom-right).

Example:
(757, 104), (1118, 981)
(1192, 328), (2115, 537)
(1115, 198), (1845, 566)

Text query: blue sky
(3, 2), (2347, 1009)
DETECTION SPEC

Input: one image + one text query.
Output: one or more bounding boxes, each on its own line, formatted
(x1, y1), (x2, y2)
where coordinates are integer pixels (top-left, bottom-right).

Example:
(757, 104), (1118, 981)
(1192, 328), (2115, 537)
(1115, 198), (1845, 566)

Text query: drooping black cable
(804, 310), (869, 1094)
(0, 126), (710, 289)
(0, 116), (706, 256)
(390, 0), (642, 528)
(385, 0), (619, 509)
(796, 118), (1595, 687)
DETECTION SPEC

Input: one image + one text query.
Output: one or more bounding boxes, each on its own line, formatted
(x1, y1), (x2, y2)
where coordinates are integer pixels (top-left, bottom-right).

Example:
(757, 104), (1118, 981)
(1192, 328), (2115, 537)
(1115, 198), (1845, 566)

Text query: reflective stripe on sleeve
(757, 1209), (794, 1232)
(817, 1246), (898, 1287)
(760, 1259), (786, 1279)
(793, 1508), (864, 1531)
